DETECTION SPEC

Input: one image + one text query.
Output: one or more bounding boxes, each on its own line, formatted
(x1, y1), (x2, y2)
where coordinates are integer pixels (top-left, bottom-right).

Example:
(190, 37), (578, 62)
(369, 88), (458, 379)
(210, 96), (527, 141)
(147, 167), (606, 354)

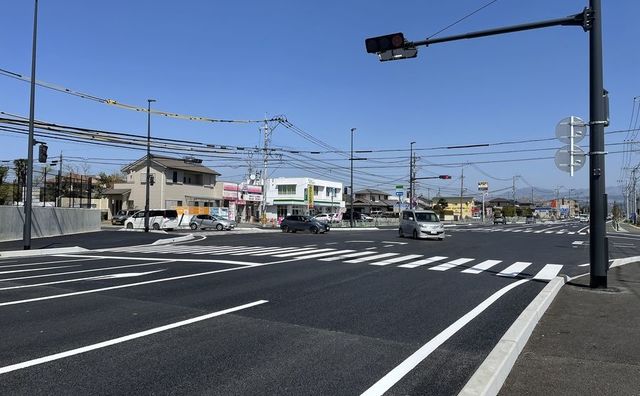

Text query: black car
(111, 210), (138, 225)
(493, 216), (506, 224)
(280, 215), (330, 234)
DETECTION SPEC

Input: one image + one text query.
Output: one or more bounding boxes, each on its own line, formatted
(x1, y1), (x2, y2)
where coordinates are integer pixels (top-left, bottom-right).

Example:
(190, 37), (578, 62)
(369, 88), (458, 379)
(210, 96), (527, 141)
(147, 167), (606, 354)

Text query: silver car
(399, 210), (445, 240)
(189, 214), (236, 231)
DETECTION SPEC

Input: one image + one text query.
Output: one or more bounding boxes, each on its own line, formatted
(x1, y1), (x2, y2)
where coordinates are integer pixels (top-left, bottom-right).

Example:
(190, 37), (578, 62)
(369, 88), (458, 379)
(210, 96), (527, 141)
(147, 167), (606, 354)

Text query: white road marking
(512, 229), (522, 233)
(250, 247), (301, 256)
(345, 240), (376, 243)
(292, 250), (356, 260)
(568, 231), (575, 235)
(319, 251), (379, 261)
(572, 241), (584, 245)
(194, 246), (257, 255)
(0, 257), (101, 269)
(273, 248), (335, 258)
(230, 246), (284, 255)
(497, 262), (532, 277)
(429, 258), (475, 271)
(461, 260), (502, 274)
(533, 264), (563, 280)
(361, 279), (529, 396)
(54, 254), (255, 266)
(578, 263), (590, 267)
(0, 269), (167, 291)
(0, 265), (79, 275)
(534, 230), (544, 234)
(578, 232), (587, 235)
(344, 253), (399, 264)
(381, 241), (408, 245)
(0, 260), (173, 282)
(369, 254), (423, 266)
(398, 256), (447, 269)
(0, 300), (268, 375)
(382, 245), (394, 248)
(0, 262), (259, 307)
(365, 247), (378, 250)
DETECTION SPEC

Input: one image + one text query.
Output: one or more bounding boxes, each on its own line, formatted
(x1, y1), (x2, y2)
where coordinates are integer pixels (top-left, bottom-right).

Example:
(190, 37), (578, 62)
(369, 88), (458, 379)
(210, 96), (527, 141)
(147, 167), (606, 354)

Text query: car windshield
(415, 212), (439, 222)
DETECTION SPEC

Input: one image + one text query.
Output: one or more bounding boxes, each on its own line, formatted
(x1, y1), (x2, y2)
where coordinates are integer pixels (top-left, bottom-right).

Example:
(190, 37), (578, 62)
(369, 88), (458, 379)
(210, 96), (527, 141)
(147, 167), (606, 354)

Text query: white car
(312, 213), (338, 223)
(124, 209), (179, 231)
(399, 209), (445, 240)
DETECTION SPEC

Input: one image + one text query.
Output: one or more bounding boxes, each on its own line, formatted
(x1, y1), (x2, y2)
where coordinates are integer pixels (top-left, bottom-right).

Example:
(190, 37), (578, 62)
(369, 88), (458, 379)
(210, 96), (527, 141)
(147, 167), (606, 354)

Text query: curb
(151, 234), (196, 245)
(0, 246), (89, 258)
(459, 276), (566, 396)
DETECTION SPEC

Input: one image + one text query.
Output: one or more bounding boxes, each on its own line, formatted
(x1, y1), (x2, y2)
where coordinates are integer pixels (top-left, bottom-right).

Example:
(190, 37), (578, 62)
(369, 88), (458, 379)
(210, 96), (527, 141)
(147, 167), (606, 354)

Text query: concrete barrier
(0, 207), (102, 241)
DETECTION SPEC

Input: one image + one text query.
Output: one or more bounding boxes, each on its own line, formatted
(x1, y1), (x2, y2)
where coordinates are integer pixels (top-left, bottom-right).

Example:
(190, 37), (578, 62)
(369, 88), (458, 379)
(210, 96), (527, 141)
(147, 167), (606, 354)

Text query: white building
(264, 177), (344, 222)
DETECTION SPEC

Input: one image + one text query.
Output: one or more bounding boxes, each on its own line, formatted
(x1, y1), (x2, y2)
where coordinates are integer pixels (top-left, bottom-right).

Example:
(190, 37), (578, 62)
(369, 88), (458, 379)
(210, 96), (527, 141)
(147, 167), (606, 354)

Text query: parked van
(399, 209), (445, 240)
(124, 209), (179, 231)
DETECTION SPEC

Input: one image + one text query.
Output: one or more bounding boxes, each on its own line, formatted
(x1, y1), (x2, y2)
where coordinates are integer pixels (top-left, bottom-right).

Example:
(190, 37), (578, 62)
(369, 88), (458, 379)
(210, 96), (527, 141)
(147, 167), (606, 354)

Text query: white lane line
(369, 254), (423, 266)
(194, 246), (256, 255)
(577, 225), (589, 233)
(230, 247), (284, 256)
(523, 230), (532, 233)
(365, 247), (378, 250)
(568, 231), (575, 235)
(544, 231), (554, 234)
(54, 254), (254, 266)
(319, 251), (379, 262)
(303, 244), (318, 247)
(344, 253), (400, 264)
(0, 257), (101, 269)
(0, 262), (259, 307)
(533, 264), (563, 281)
(572, 241), (584, 245)
(346, 240), (376, 243)
(578, 232), (587, 235)
(0, 300), (268, 375)
(0, 269), (167, 291)
(429, 258), (475, 272)
(497, 262), (532, 277)
(398, 256), (448, 269)
(461, 260), (502, 274)
(361, 279), (529, 396)
(292, 250), (355, 260)
(273, 248), (335, 258)
(0, 260), (172, 282)
(250, 247), (301, 256)
(534, 230), (544, 234)
(381, 241), (408, 245)
(382, 245), (394, 248)
(578, 263), (590, 267)
(0, 265), (79, 275)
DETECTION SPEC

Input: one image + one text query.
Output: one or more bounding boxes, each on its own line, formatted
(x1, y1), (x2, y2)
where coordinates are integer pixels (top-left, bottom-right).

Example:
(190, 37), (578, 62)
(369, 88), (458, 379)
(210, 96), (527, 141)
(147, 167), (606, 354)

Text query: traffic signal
(38, 144), (48, 163)
(439, 175), (451, 179)
(365, 32), (406, 54)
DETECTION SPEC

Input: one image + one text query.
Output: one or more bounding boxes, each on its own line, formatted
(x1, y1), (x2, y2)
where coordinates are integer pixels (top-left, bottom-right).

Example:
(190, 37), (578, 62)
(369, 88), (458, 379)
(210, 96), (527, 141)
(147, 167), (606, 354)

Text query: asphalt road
(1, 221), (638, 395)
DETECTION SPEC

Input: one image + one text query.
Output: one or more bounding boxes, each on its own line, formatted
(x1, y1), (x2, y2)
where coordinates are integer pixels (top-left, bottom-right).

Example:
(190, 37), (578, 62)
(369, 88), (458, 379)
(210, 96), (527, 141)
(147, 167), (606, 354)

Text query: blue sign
(396, 191), (404, 197)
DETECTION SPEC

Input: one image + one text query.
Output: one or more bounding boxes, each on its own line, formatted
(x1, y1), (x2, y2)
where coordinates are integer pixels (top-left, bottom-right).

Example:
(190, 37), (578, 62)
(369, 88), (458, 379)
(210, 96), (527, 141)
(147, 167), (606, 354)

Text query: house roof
(103, 188), (131, 195)
(435, 196), (475, 203)
(122, 155), (220, 176)
(355, 189), (390, 196)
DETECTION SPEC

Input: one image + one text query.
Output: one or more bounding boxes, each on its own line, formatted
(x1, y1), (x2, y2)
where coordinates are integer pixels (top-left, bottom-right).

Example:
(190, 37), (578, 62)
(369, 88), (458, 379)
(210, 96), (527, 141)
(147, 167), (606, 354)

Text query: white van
(124, 209), (179, 231)
(399, 210), (445, 240)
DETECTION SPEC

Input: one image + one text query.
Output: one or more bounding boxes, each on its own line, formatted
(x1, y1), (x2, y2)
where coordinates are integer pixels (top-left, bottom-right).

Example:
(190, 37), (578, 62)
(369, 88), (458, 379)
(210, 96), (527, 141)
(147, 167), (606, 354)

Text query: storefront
(222, 182), (263, 222)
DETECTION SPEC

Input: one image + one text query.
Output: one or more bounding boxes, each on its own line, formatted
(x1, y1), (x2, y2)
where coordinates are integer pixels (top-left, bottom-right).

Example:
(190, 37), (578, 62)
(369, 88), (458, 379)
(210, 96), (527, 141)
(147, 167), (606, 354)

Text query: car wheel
(126, 223), (133, 229)
(438, 236), (444, 241)
(282, 225), (289, 233)
(412, 229), (418, 239)
(216, 224), (224, 231)
(190, 223), (198, 230)
(152, 223), (160, 230)
(399, 228), (404, 238)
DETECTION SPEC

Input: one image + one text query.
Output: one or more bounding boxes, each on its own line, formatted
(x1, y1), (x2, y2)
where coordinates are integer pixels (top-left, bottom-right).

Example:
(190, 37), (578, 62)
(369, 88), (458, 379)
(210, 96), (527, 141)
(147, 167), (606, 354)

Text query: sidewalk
(499, 262), (640, 395)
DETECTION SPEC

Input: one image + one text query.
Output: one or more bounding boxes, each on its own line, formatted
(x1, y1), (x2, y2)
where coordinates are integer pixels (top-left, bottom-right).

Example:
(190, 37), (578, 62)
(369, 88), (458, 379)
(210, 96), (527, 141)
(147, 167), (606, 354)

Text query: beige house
(104, 155), (221, 218)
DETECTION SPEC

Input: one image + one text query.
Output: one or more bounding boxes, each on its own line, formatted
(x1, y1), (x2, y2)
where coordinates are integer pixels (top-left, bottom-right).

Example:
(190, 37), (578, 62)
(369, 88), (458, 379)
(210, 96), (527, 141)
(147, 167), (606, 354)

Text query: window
(277, 184), (296, 195)
(172, 171), (178, 183)
(314, 186), (322, 196)
(177, 200), (182, 206)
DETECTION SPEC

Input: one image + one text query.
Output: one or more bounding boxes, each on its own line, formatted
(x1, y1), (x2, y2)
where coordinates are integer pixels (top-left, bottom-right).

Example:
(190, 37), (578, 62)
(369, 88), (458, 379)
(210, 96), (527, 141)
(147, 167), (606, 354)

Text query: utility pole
(22, 0), (39, 250)
(56, 153), (62, 207)
(409, 141), (415, 210)
(42, 166), (47, 207)
(350, 128), (356, 228)
(459, 166), (464, 220)
(261, 120), (271, 225)
(512, 176), (517, 204)
(144, 99), (156, 233)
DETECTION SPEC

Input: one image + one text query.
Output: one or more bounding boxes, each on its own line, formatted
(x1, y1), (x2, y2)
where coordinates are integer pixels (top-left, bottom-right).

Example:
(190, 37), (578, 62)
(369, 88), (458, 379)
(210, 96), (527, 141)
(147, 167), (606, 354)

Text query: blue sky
(1, 0), (639, 200)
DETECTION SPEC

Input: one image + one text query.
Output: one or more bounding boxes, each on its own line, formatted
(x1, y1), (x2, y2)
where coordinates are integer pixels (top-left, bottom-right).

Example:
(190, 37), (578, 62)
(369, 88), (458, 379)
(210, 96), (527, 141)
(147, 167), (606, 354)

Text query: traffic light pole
(367, 4), (607, 288)
(144, 99), (155, 233)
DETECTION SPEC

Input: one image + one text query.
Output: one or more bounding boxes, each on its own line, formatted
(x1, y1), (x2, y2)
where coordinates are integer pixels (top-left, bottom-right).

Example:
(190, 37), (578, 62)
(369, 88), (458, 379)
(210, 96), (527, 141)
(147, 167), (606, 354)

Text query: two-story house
(104, 155), (221, 218)
(264, 177), (344, 222)
(352, 189), (398, 214)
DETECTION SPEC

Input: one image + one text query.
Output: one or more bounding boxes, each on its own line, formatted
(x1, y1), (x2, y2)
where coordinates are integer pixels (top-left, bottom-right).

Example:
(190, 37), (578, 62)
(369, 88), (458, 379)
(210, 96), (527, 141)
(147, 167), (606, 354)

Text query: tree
(95, 171), (126, 197)
(0, 166), (12, 205)
(13, 159), (27, 203)
(432, 198), (448, 219)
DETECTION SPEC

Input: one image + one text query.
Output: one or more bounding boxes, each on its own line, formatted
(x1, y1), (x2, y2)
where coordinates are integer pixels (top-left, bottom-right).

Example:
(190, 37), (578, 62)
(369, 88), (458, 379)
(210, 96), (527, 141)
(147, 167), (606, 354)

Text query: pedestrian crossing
(450, 226), (588, 236)
(100, 244), (565, 281)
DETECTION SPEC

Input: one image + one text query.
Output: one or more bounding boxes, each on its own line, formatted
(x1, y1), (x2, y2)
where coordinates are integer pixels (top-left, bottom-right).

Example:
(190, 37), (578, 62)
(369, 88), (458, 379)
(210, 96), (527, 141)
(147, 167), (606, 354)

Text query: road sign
(478, 181), (488, 191)
(555, 144), (586, 174)
(555, 116), (586, 144)
(396, 191), (404, 197)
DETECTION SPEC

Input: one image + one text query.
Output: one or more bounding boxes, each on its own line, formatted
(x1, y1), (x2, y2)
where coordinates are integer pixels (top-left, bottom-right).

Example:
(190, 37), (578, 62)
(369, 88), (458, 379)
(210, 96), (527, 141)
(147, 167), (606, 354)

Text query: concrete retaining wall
(0, 207), (102, 241)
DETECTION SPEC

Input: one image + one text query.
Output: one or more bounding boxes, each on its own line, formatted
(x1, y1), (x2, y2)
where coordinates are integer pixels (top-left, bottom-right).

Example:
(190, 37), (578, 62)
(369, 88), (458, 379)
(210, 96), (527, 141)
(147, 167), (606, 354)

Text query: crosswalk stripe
(461, 260), (502, 274)
(194, 246), (254, 255)
(512, 229), (523, 233)
(230, 247), (283, 255)
(568, 231), (575, 235)
(250, 247), (301, 256)
(398, 256), (448, 269)
(274, 248), (335, 258)
(497, 262), (532, 277)
(523, 230), (532, 233)
(533, 264), (563, 280)
(534, 230), (544, 234)
(369, 254), (423, 266)
(292, 250), (355, 260)
(319, 251), (380, 262)
(429, 257), (475, 271)
(344, 253), (400, 264)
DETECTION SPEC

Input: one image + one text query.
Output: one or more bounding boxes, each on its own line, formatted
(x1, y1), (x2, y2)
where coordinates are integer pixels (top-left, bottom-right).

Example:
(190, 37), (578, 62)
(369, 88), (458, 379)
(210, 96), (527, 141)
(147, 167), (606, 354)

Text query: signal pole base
(590, 275), (607, 289)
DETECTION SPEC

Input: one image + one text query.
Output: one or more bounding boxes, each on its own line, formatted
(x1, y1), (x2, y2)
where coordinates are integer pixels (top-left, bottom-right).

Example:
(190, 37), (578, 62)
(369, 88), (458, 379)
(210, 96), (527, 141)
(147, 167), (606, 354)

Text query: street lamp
(22, 0), (39, 250)
(144, 99), (156, 233)
(350, 128), (356, 228)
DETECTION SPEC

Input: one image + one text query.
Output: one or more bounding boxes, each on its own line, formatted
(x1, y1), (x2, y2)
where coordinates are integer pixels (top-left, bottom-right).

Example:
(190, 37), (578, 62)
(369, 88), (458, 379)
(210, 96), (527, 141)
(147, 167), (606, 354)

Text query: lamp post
(350, 127), (356, 228)
(22, 0), (39, 250)
(144, 99), (156, 233)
